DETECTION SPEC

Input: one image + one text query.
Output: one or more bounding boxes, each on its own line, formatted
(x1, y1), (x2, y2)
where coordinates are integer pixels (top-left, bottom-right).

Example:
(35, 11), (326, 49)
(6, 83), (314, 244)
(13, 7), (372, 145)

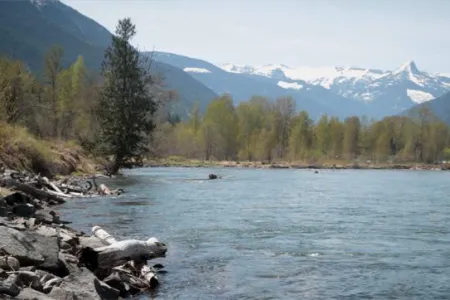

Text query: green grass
(0, 122), (96, 177)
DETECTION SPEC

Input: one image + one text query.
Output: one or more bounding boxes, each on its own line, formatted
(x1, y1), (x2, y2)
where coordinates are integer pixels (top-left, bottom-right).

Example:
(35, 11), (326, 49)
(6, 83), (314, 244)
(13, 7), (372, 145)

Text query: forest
(154, 95), (450, 164)
(0, 42), (449, 170)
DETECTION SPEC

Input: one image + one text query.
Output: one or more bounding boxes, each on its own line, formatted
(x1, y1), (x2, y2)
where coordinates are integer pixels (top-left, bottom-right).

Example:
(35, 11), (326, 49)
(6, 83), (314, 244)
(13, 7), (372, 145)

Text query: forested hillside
(0, 0), (217, 118)
(405, 92), (450, 126)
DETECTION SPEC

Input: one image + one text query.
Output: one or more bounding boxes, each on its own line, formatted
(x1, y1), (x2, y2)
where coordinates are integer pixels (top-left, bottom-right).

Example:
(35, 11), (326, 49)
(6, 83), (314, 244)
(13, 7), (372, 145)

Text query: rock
(13, 270), (42, 291)
(0, 274), (20, 297)
(0, 227), (69, 276)
(12, 203), (36, 218)
(16, 288), (54, 300)
(208, 174), (218, 180)
(0, 269), (7, 279)
(103, 272), (129, 297)
(35, 209), (55, 224)
(0, 256), (20, 270)
(25, 218), (36, 229)
(3, 192), (30, 206)
(0, 199), (10, 217)
(58, 252), (79, 275)
(94, 278), (120, 300)
(56, 267), (107, 300)
(35, 225), (58, 237)
(48, 286), (77, 300)
(0, 217), (27, 231)
(0, 227), (45, 265)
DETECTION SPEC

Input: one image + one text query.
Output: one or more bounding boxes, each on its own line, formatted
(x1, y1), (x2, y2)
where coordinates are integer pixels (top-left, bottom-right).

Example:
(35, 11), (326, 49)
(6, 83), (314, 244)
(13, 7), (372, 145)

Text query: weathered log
(93, 238), (167, 270)
(140, 265), (158, 288)
(92, 225), (118, 245)
(57, 181), (93, 194)
(40, 177), (65, 196)
(99, 184), (111, 196)
(43, 187), (73, 199)
(1, 179), (65, 204)
(42, 277), (62, 293)
(0, 256), (20, 270)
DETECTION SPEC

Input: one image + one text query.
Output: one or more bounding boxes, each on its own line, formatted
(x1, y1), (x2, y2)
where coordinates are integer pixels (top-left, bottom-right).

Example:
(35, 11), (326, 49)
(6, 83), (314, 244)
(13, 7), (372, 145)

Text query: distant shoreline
(144, 159), (449, 171)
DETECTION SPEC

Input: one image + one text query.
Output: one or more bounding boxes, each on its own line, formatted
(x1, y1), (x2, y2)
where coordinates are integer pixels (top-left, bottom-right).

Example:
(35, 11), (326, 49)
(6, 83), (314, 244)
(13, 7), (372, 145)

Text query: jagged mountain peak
(394, 60), (420, 75)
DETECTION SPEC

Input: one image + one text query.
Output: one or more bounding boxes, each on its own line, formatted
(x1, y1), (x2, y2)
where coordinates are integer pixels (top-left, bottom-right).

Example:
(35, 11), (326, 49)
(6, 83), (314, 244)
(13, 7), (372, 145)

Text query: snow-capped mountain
(219, 60), (450, 117)
(153, 52), (372, 120)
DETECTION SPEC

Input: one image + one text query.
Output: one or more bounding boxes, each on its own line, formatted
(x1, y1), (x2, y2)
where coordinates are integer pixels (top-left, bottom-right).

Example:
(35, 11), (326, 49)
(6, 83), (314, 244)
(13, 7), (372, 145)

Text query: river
(59, 167), (450, 300)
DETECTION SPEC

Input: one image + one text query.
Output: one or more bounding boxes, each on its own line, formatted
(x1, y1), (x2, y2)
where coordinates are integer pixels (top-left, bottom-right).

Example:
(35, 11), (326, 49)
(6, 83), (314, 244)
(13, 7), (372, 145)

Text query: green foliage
(97, 18), (157, 173)
(157, 96), (450, 165)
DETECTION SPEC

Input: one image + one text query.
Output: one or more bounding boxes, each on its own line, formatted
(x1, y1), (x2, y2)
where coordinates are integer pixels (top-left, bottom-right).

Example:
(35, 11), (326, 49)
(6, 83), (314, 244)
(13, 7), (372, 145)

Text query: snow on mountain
(406, 89), (435, 103)
(277, 81), (303, 90)
(218, 60), (450, 112)
(184, 67), (211, 73)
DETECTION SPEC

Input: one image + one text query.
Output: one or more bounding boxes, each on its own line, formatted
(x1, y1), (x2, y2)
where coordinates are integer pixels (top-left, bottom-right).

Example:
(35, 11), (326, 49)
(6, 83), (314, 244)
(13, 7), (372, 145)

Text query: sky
(62, 0), (450, 73)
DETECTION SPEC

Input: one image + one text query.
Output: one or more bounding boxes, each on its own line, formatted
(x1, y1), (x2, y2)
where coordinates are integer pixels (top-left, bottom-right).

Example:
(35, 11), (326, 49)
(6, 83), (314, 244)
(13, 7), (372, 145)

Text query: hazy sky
(62, 0), (450, 73)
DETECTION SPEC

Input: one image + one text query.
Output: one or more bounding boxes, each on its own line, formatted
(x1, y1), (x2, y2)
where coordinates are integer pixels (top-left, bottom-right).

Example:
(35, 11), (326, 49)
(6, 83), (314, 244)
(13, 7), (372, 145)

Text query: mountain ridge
(0, 0), (217, 118)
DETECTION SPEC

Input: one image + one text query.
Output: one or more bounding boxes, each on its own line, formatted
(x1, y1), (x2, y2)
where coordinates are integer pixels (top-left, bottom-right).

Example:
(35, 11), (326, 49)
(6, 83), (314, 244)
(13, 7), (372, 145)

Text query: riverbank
(0, 170), (167, 299)
(0, 123), (101, 178)
(145, 157), (450, 171)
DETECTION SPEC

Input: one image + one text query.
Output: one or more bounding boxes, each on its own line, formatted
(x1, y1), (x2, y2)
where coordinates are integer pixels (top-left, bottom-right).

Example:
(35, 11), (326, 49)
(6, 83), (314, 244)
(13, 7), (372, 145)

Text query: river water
(59, 167), (450, 300)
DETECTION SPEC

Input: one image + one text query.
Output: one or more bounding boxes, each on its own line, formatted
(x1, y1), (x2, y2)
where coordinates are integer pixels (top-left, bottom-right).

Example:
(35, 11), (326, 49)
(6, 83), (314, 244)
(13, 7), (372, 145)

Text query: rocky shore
(145, 159), (450, 171)
(0, 170), (167, 299)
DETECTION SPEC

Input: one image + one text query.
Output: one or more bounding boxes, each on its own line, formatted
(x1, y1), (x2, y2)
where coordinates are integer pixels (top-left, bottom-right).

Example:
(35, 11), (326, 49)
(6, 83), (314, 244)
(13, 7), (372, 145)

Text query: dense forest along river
(60, 168), (450, 299)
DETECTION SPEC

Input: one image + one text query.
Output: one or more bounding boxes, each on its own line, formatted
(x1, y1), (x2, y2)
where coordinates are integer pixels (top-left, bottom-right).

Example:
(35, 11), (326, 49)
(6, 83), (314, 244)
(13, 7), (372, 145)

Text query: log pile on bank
(0, 169), (167, 299)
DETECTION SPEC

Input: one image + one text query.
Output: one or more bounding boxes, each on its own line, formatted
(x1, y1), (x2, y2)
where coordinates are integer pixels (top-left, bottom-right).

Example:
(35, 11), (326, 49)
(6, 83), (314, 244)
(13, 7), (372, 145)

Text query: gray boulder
(56, 267), (119, 300)
(0, 226), (68, 276)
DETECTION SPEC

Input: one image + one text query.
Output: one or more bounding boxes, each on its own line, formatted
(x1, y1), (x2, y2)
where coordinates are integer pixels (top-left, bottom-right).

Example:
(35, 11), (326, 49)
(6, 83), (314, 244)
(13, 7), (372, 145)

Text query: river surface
(60, 167), (450, 300)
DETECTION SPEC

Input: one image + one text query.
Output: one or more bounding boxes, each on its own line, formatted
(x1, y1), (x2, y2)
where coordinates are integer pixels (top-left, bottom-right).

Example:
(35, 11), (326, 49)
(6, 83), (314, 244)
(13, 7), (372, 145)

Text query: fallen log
(1, 179), (65, 204)
(140, 265), (158, 288)
(42, 187), (73, 199)
(93, 237), (167, 270)
(92, 225), (118, 245)
(40, 177), (65, 196)
(99, 184), (111, 196)
(80, 226), (167, 292)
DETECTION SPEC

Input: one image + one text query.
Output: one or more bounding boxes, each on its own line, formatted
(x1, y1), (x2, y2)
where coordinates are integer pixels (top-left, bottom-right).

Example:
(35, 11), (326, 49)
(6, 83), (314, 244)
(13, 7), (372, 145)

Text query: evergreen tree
(97, 18), (157, 174)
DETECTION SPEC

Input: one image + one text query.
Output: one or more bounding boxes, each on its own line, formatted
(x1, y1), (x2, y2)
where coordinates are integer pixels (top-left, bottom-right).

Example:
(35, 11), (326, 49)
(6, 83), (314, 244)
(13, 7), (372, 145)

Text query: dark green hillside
(0, 0), (217, 118)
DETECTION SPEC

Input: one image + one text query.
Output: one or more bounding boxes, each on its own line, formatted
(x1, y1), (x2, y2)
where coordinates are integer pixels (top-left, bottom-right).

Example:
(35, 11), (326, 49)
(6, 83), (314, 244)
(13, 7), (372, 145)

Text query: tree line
(153, 95), (450, 164)
(0, 18), (449, 172)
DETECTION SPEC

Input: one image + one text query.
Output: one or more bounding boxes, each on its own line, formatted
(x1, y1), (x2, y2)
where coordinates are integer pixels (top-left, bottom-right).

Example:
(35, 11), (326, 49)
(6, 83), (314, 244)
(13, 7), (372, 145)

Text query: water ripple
(60, 168), (450, 300)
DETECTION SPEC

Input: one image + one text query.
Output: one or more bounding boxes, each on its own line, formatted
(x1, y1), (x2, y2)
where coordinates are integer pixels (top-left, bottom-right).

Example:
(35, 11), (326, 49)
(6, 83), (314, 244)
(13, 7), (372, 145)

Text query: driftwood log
(81, 226), (167, 291)
(0, 179), (65, 204)
(92, 236), (166, 270)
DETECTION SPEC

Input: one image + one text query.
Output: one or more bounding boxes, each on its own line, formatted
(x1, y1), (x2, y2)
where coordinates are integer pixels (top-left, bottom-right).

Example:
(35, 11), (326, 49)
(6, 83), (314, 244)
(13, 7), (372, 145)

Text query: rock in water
(208, 174), (218, 180)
